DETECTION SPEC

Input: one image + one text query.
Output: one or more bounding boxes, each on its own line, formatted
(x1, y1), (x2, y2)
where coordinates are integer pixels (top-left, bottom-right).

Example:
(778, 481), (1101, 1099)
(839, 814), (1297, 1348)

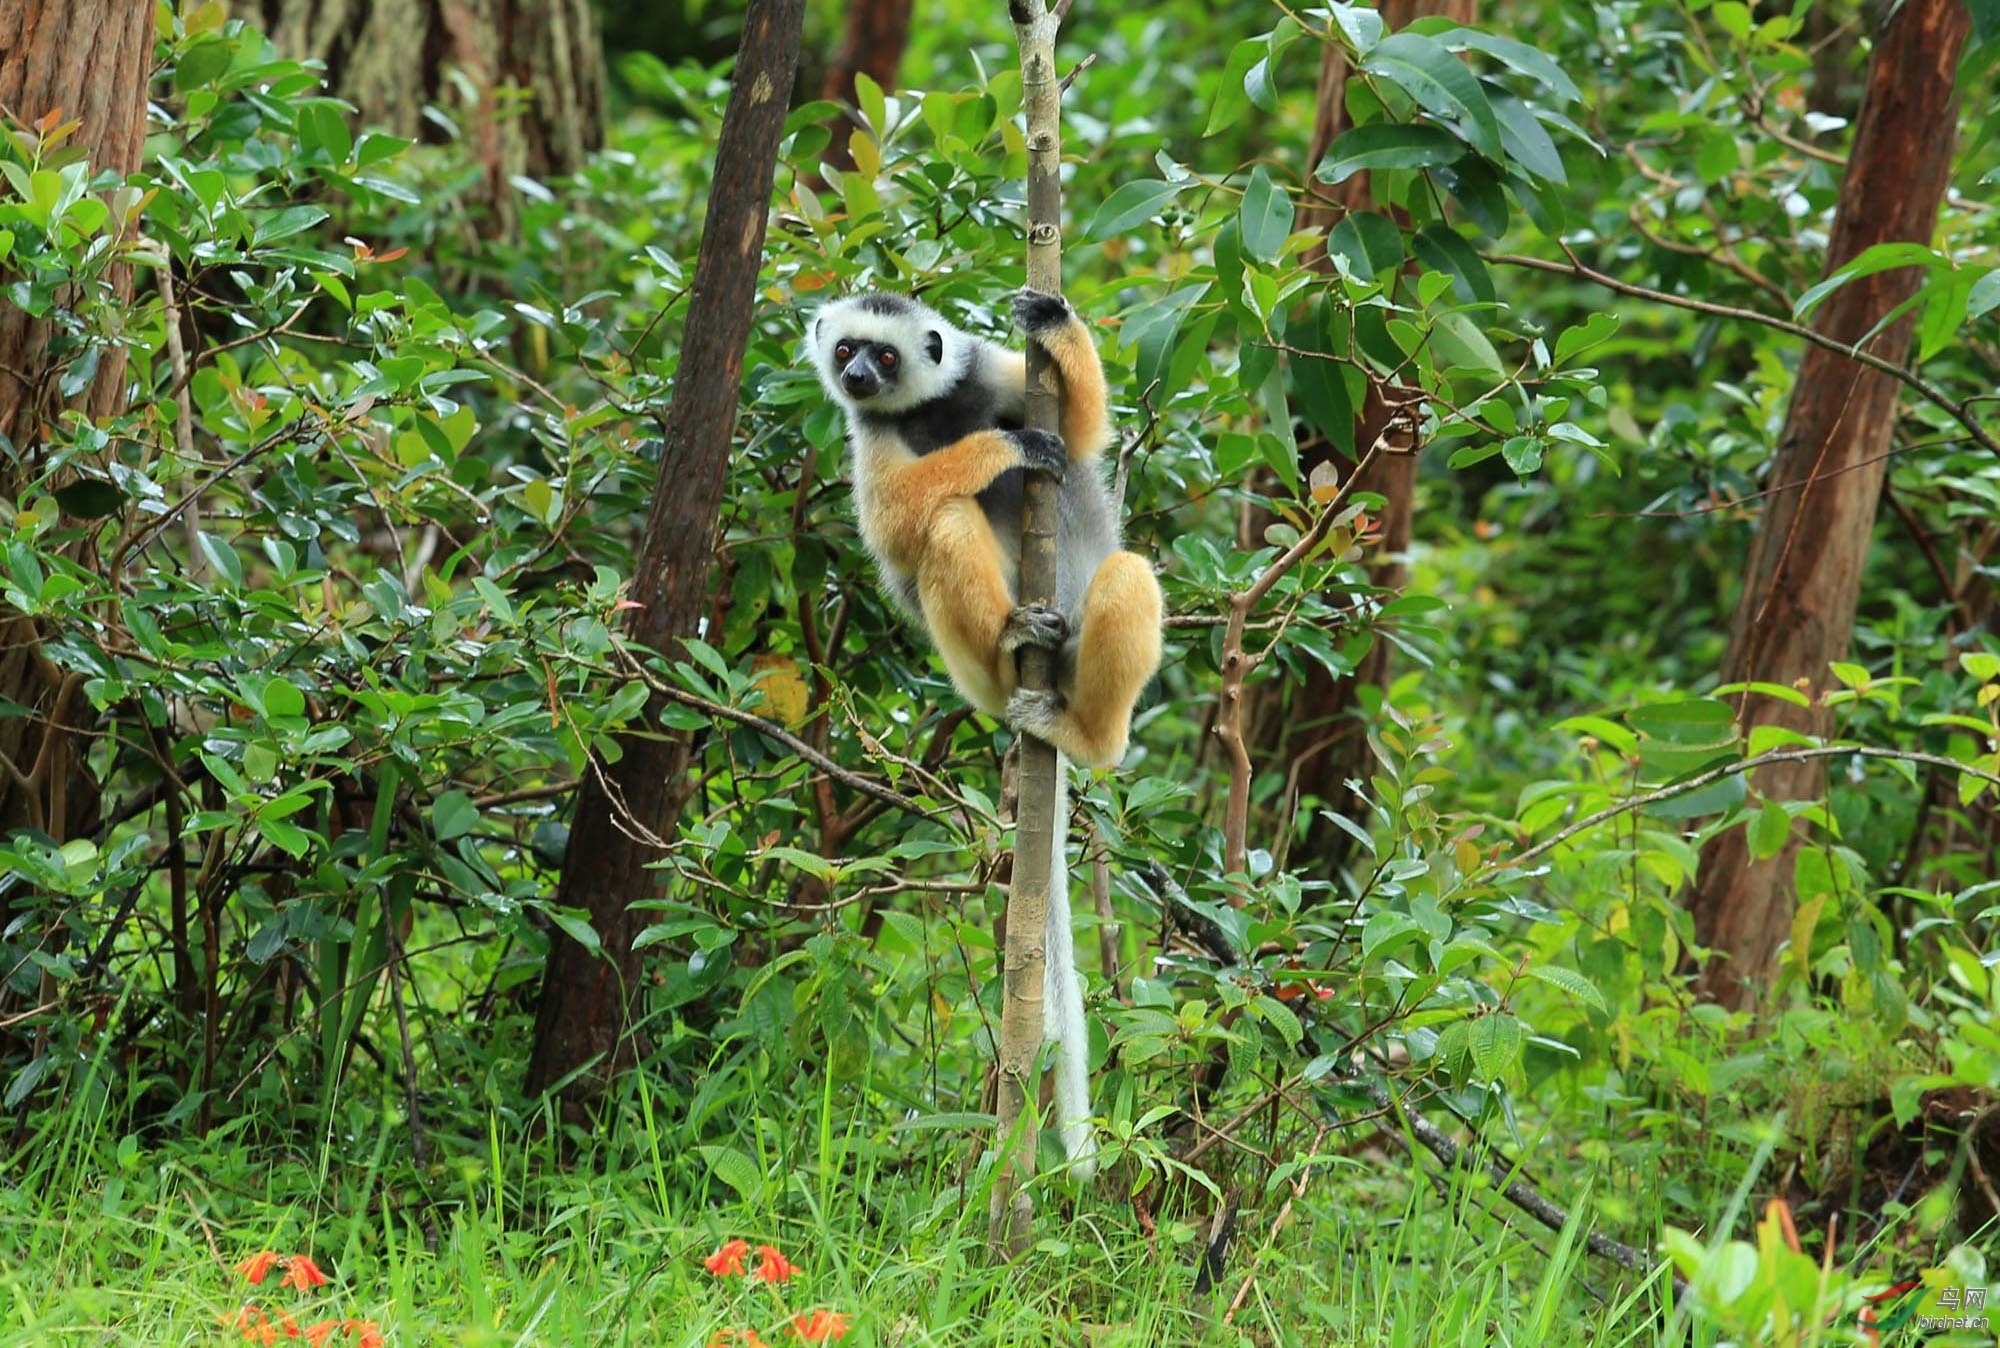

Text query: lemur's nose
(842, 364), (879, 398)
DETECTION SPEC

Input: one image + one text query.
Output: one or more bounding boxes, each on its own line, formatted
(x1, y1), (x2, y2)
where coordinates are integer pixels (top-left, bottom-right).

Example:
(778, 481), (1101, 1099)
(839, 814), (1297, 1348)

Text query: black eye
(835, 342), (854, 362)
(878, 347), (899, 370)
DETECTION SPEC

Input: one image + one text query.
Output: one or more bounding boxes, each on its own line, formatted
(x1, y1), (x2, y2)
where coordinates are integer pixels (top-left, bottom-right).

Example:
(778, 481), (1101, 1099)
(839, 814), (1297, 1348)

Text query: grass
(0, 1055), (1731, 1348)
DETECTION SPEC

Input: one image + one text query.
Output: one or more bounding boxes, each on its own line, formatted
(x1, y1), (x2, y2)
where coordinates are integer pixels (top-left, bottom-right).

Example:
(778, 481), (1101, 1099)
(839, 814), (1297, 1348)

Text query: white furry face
(810, 294), (970, 414)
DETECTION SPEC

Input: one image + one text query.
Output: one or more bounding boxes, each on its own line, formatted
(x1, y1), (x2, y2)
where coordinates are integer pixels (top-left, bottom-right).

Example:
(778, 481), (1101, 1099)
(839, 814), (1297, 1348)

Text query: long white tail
(1044, 760), (1097, 1178)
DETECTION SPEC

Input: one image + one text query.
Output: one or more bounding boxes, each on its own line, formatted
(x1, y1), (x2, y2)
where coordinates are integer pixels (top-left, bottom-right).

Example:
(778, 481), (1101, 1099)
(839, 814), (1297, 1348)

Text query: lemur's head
(810, 293), (968, 413)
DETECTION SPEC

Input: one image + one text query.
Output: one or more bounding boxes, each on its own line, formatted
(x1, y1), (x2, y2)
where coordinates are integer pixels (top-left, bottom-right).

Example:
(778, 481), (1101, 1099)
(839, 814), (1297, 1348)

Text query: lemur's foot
(1005, 687), (1067, 741)
(1008, 428), (1067, 481)
(1000, 603), (1069, 656)
(1011, 287), (1072, 336)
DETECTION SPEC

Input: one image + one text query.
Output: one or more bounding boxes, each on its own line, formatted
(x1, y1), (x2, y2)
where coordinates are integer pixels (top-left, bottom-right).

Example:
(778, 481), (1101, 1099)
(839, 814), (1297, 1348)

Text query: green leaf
(1207, 39), (1263, 135)
(1468, 1013), (1523, 1080)
(1412, 224), (1493, 304)
(195, 532), (244, 587)
(1553, 311), (1619, 365)
(1326, 210), (1404, 280)
(1491, 94), (1566, 184)
(1749, 799), (1793, 861)
(1969, 268), (2000, 322)
(1435, 30), (1581, 104)
(1361, 33), (1502, 160)
(1628, 698), (1737, 745)
(1524, 966), (1607, 1014)
(432, 790), (479, 842)
(695, 1144), (764, 1202)
(548, 908), (602, 957)
(1793, 242), (1943, 320)
(1317, 123), (1465, 183)
(1085, 179), (1184, 241)
(1238, 167), (1294, 262)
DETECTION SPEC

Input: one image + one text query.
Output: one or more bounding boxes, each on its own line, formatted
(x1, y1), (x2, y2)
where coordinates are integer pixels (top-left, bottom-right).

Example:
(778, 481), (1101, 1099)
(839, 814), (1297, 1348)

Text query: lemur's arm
(1012, 291), (1110, 463)
(861, 428), (1065, 572)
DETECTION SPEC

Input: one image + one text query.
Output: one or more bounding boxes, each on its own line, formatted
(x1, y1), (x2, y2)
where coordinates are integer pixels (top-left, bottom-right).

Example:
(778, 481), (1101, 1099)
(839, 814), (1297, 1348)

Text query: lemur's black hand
(1009, 428), (1067, 482)
(1011, 288), (1072, 337)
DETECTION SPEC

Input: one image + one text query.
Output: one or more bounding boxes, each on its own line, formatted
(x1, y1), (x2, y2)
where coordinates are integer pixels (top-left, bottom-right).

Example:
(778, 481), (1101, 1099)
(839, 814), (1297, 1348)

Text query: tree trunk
(1265, 0), (1474, 878)
(523, 0), (805, 1103)
(238, 0), (603, 228)
(0, 0), (151, 1056)
(1688, 0), (1970, 1010)
(817, 0), (912, 174)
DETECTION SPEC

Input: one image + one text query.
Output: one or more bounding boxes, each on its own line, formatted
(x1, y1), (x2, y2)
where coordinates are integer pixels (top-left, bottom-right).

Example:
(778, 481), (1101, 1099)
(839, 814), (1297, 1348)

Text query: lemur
(808, 288), (1164, 1175)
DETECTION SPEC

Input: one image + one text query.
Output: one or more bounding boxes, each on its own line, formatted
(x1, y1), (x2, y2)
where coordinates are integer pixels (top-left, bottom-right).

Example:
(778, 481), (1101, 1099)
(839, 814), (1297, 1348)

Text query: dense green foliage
(3, 0), (2000, 1342)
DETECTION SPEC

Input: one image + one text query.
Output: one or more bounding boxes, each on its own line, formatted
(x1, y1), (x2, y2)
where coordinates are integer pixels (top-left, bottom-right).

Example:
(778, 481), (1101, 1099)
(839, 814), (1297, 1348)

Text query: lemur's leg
(1006, 551), (1162, 768)
(893, 429), (1066, 716)
(915, 500), (1017, 716)
(1013, 289), (1110, 462)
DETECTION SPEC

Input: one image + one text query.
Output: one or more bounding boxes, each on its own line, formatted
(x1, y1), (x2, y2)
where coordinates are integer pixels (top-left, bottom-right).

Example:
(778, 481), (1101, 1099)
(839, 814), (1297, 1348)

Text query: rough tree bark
(0, 0), (154, 1056)
(817, 0), (913, 174)
(523, 0), (805, 1101)
(1688, 0), (1970, 1011)
(0, 1), (153, 1009)
(1260, 0), (1475, 878)
(235, 0), (603, 228)
(988, 0), (1063, 1262)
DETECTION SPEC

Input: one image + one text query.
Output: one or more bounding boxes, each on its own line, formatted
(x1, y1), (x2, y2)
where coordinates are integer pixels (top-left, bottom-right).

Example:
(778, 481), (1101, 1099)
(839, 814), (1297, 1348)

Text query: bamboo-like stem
(988, 0), (1064, 1261)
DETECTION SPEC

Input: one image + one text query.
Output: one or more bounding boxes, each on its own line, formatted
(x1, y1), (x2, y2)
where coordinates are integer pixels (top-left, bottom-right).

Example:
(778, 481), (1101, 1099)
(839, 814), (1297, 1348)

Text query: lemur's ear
(925, 330), (944, 364)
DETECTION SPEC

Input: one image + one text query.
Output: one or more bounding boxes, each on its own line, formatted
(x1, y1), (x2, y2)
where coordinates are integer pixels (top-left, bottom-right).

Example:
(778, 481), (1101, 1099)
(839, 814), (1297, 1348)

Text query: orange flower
(343, 1321), (385, 1348)
(236, 1251), (281, 1285)
(273, 1309), (302, 1338)
(303, 1323), (340, 1347)
(223, 1305), (279, 1346)
(703, 1238), (751, 1277)
(791, 1309), (849, 1342)
(709, 1331), (769, 1348)
(752, 1245), (798, 1284)
(280, 1255), (330, 1290)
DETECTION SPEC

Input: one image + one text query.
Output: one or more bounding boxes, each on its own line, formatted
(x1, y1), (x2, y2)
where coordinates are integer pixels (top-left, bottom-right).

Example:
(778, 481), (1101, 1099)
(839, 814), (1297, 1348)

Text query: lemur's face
(829, 336), (902, 402)
(812, 297), (955, 413)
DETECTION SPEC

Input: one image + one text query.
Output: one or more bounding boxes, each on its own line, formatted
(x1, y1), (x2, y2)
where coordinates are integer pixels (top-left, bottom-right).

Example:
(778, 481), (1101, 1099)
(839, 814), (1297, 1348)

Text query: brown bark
(818, 0), (912, 174)
(239, 0), (603, 229)
(0, 0), (151, 832)
(522, 0), (804, 1102)
(0, 0), (151, 1060)
(1266, 0), (1473, 877)
(1688, 0), (1970, 1010)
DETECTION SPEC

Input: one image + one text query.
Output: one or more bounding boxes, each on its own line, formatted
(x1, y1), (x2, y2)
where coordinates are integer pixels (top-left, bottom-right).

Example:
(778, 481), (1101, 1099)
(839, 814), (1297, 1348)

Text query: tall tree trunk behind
(524, 0), (805, 1104)
(817, 0), (912, 174)
(0, 0), (153, 1046)
(238, 0), (603, 230)
(1688, 0), (1970, 1010)
(1262, 0), (1475, 878)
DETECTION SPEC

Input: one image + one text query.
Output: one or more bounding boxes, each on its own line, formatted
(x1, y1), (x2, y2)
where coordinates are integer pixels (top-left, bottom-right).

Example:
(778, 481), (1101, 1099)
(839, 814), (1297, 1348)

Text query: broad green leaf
(1361, 33), (1502, 160)
(1207, 39), (1263, 135)
(1628, 698), (1737, 745)
(1327, 210), (1405, 280)
(1750, 799), (1793, 860)
(1433, 29), (1581, 104)
(1524, 966), (1607, 1014)
(1491, 93), (1566, 184)
(1317, 123), (1465, 183)
(1412, 224), (1494, 304)
(432, 790), (479, 842)
(1793, 242), (1943, 320)
(1468, 1013), (1523, 1080)
(1238, 167), (1294, 262)
(1085, 179), (1184, 241)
